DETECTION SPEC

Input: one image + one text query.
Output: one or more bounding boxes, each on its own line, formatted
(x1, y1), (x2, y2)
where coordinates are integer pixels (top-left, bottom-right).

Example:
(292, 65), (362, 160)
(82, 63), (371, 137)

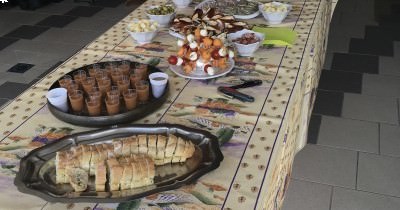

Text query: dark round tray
(47, 61), (169, 127)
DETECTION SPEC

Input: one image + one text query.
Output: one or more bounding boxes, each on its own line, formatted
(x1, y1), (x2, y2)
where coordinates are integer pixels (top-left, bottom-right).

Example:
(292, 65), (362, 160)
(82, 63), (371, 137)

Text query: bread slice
(89, 145), (99, 176)
(128, 135), (139, 155)
(121, 138), (131, 157)
(95, 164), (107, 192)
(95, 144), (107, 162)
(164, 134), (178, 164)
(155, 135), (167, 165)
(113, 140), (123, 157)
(138, 135), (148, 154)
(66, 167), (88, 192)
(147, 135), (157, 159)
(130, 161), (139, 189)
(172, 137), (186, 163)
(104, 144), (115, 159)
(120, 163), (133, 190)
(55, 151), (67, 184)
(109, 165), (123, 191)
(179, 140), (189, 163)
(80, 145), (92, 173)
(144, 156), (155, 185)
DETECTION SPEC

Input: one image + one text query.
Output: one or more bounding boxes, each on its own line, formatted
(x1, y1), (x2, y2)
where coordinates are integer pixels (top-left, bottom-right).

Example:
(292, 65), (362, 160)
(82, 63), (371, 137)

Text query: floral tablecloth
(0, 0), (331, 209)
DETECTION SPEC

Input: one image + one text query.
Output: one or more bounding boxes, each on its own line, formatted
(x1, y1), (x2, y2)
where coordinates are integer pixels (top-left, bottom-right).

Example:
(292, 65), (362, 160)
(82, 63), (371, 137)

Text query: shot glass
(134, 65), (147, 81)
(117, 75), (130, 95)
(88, 86), (102, 103)
(105, 94), (120, 115)
(107, 86), (120, 98)
(105, 62), (116, 78)
(119, 60), (130, 76)
(95, 69), (107, 82)
(123, 89), (137, 111)
(86, 95), (101, 116)
(67, 80), (80, 92)
(58, 75), (72, 89)
(73, 70), (87, 86)
(81, 77), (96, 94)
(88, 64), (101, 78)
(135, 80), (149, 103)
(68, 89), (84, 113)
(111, 69), (122, 85)
(97, 77), (112, 97)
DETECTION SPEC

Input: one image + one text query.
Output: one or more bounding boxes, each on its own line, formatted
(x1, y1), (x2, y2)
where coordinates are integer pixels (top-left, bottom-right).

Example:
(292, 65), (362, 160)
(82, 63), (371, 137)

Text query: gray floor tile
(323, 52), (334, 69)
(0, 49), (67, 68)
(394, 42), (400, 58)
(317, 116), (379, 153)
(64, 17), (118, 32)
(362, 74), (400, 97)
(93, 7), (135, 20)
(292, 144), (357, 188)
(0, 11), (47, 25)
(33, 28), (101, 46)
(35, 3), (78, 15)
(380, 124), (400, 157)
(342, 93), (399, 125)
(282, 179), (332, 210)
(326, 35), (350, 53)
(379, 56), (400, 77)
(358, 152), (400, 197)
(331, 187), (400, 210)
(0, 98), (10, 109)
(0, 22), (22, 37)
(0, 82), (30, 99)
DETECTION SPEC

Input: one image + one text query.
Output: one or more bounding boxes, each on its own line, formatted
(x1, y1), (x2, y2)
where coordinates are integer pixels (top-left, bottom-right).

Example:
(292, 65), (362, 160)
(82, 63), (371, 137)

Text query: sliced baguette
(147, 135), (157, 159)
(95, 164), (107, 192)
(164, 134), (178, 164)
(66, 167), (88, 192)
(113, 140), (123, 157)
(128, 135), (139, 155)
(120, 163), (133, 190)
(155, 135), (167, 165)
(138, 135), (148, 155)
(121, 138), (131, 157)
(172, 137), (186, 163)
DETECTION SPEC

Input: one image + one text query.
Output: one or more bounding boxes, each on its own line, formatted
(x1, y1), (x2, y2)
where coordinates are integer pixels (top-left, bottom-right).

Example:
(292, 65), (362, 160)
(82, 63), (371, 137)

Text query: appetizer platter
(196, 0), (260, 20)
(47, 61), (169, 127)
(168, 28), (235, 79)
(15, 124), (223, 203)
(169, 8), (248, 39)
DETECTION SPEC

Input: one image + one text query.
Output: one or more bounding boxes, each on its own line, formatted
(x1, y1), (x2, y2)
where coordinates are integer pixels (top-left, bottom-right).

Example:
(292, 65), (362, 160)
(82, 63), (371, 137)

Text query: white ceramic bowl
(172, 0), (192, 8)
(146, 6), (176, 27)
(227, 29), (265, 57)
(259, 2), (292, 25)
(126, 21), (158, 45)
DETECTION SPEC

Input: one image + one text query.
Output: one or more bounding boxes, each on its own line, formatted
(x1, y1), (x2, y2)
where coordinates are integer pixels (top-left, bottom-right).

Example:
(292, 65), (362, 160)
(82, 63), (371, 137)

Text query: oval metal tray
(14, 124), (223, 203)
(48, 61), (169, 127)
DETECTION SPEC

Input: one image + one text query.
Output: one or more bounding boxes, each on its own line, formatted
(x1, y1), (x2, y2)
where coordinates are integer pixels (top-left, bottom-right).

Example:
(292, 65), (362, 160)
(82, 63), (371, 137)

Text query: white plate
(169, 59), (235, 80)
(233, 10), (260, 20)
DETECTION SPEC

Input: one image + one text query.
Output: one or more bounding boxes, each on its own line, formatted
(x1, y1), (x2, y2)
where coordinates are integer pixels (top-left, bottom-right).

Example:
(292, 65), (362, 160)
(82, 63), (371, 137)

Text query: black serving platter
(14, 124), (223, 203)
(48, 61), (169, 127)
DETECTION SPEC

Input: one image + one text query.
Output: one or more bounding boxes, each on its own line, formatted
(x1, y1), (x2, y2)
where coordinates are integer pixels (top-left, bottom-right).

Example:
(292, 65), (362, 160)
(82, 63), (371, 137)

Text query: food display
(147, 4), (175, 15)
(259, 1), (291, 24)
(127, 19), (159, 32)
(168, 28), (234, 77)
(196, 0), (260, 19)
(55, 134), (195, 192)
(170, 8), (248, 37)
(262, 2), (288, 12)
(233, 32), (260, 44)
(47, 61), (169, 127)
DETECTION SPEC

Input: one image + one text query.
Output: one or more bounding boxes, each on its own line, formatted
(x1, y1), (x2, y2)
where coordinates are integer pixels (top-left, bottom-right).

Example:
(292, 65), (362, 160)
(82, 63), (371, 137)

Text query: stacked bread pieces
(55, 134), (196, 192)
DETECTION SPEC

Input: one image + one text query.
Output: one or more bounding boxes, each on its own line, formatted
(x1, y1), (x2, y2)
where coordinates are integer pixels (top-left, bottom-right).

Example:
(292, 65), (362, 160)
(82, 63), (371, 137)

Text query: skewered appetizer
(55, 134), (195, 192)
(170, 8), (248, 36)
(168, 28), (234, 75)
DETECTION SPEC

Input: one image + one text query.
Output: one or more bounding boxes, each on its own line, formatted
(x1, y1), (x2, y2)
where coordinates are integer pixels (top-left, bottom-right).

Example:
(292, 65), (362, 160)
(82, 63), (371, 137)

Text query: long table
(0, 0), (331, 209)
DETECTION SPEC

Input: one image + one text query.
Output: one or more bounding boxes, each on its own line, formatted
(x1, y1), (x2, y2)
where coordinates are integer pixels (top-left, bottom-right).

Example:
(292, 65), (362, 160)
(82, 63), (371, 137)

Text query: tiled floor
(283, 0), (400, 209)
(0, 0), (399, 209)
(0, 0), (145, 108)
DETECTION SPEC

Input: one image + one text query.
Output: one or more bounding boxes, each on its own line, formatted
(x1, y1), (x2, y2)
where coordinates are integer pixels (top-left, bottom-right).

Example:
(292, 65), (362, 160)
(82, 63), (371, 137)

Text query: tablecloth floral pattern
(0, 0), (331, 209)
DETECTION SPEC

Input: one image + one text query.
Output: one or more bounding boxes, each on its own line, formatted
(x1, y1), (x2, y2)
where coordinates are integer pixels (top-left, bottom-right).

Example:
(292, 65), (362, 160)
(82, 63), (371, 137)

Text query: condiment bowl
(146, 6), (176, 27)
(126, 20), (158, 45)
(227, 29), (265, 57)
(259, 2), (292, 25)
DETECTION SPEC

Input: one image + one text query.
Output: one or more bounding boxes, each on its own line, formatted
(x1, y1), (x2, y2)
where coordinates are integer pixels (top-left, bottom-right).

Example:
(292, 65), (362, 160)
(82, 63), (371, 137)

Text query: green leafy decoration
(116, 200), (140, 210)
(147, 57), (161, 66)
(216, 128), (235, 145)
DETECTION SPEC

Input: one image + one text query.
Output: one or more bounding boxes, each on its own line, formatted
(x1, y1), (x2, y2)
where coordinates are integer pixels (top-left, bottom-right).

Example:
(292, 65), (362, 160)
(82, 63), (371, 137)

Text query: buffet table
(0, 0), (331, 209)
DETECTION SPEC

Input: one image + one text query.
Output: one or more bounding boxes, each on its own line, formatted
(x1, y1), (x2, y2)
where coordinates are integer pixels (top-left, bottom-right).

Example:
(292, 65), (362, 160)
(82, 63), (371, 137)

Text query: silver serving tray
(14, 124), (223, 203)
(48, 61), (169, 127)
